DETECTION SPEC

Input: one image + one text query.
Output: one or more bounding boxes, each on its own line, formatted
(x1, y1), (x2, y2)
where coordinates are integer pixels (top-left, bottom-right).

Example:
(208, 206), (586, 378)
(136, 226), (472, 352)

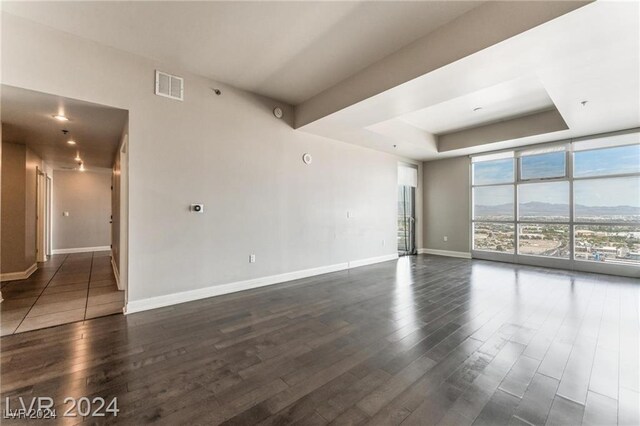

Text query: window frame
(469, 131), (640, 277)
(518, 150), (568, 182)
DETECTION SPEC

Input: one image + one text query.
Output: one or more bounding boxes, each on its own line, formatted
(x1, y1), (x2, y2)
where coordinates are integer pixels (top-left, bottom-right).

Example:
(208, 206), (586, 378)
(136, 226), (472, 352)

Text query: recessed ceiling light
(67, 140), (76, 145)
(53, 115), (69, 121)
(473, 107), (483, 112)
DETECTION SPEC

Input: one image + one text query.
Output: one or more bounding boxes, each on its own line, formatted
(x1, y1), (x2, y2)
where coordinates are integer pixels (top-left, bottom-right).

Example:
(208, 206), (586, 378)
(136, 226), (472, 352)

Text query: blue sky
(520, 152), (565, 180)
(574, 177), (639, 207)
(474, 185), (513, 207)
(519, 182), (569, 205)
(473, 145), (640, 207)
(574, 145), (640, 178)
(473, 158), (513, 185)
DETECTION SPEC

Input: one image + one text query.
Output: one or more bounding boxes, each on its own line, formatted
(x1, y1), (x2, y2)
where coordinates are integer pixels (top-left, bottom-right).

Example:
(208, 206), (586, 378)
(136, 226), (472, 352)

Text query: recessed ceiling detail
(397, 75), (555, 135)
(299, 1), (640, 160)
(437, 108), (569, 153)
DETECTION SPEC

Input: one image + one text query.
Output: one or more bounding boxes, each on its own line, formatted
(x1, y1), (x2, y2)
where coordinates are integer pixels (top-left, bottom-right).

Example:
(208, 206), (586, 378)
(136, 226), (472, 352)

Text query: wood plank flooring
(1, 252), (124, 335)
(0, 255), (638, 425)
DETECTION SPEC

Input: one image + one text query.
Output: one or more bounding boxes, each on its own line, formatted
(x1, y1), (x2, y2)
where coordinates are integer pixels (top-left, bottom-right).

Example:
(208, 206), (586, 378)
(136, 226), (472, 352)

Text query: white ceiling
(3, 2), (637, 162)
(398, 75), (555, 135)
(2, 1), (481, 105)
(299, 1), (640, 160)
(1, 85), (128, 170)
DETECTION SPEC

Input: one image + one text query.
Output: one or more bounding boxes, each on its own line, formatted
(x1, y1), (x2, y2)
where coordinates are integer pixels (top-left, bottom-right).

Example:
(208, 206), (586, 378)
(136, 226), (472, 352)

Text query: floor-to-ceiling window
(471, 131), (640, 276)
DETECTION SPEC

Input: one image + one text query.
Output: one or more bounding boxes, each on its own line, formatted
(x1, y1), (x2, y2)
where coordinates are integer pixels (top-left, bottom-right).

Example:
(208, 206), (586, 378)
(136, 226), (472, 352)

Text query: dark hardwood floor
(1, 255), (638, 425)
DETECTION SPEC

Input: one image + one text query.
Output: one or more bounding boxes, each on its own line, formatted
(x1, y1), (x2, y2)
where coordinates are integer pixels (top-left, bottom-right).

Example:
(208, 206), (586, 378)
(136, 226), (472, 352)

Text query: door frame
(398, 185), (416, 256)
(36, 167), (47, 262)
(46, 174), (52, 257)
(119, 136), (129, 299)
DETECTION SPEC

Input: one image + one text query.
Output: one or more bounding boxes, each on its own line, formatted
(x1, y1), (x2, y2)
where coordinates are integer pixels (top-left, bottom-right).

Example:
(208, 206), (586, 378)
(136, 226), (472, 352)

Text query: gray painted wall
(422, 156), (471, 253)
(52, 170), (111, 250)
(2, 14), (402, 302)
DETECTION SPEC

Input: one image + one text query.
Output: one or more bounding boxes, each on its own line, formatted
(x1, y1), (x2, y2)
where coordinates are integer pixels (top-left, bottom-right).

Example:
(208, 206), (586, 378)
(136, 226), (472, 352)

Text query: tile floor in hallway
(0, 251), (124, 335)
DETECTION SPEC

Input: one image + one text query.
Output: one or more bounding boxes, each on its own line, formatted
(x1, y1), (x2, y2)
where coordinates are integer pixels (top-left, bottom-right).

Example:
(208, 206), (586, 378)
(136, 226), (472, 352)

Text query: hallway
(0, 251), (124, 335)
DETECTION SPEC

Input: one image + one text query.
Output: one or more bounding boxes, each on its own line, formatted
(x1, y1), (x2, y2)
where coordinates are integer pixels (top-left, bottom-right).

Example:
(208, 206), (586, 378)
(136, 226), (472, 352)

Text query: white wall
(52, 170), (111, 251)
(2, 13), (408, 304)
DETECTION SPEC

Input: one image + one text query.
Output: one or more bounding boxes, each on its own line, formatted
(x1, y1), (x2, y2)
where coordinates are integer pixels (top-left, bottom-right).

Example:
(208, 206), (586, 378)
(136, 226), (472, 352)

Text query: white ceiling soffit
(298, 1), (640, 161)
(397, 75), (555, 135)
(1, 1), (482, 105)
(1, 85), (127, 170)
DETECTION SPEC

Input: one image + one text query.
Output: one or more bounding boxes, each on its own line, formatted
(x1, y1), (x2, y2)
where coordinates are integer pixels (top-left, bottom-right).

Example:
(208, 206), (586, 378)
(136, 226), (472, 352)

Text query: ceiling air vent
(155, 70), (184, 101)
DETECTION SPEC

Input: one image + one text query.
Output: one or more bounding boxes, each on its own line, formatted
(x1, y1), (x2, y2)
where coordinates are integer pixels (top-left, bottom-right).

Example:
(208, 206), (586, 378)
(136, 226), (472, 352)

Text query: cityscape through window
(471, 138), (640, 267)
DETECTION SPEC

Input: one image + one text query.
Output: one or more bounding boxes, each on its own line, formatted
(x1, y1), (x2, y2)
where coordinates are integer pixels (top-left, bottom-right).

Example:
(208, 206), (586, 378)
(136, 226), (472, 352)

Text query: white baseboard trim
(418, 248), (472, 259)
(52, 246), (111, 255)
(1, 263), (38, 282)
(126, 253), (399, 314)
(348, 253), (398, 269)
(111, 252), (122, 291)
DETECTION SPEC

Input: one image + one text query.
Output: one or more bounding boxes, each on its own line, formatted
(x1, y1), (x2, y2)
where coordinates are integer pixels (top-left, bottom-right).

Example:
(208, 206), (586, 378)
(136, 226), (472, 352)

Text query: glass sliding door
(398, 164), (418, 256)
(398, 185), (415, 255)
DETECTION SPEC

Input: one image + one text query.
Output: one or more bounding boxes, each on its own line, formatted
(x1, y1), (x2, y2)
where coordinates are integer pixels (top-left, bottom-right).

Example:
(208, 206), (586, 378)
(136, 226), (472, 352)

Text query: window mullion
(568, 150), (575, 261)
(514, 158), (519, 255)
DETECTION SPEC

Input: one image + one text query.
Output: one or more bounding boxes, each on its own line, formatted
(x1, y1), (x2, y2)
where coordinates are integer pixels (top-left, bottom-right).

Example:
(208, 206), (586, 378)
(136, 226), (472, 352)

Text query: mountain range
(476, 201), (640, 217)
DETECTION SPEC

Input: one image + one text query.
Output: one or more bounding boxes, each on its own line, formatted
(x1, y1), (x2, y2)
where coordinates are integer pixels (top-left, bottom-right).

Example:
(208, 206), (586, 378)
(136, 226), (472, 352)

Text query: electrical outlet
(443, 236), (448, 242)
(382, 239), (386, 247)
(249, 254), (256, 263)
(346, 211), (351, 219)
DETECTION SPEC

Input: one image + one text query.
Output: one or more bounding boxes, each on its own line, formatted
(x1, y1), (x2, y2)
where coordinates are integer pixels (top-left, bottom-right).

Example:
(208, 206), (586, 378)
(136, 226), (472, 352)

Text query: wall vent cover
(155, 70), (184, 101)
